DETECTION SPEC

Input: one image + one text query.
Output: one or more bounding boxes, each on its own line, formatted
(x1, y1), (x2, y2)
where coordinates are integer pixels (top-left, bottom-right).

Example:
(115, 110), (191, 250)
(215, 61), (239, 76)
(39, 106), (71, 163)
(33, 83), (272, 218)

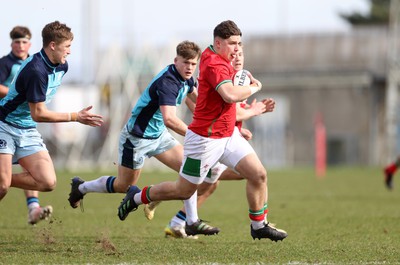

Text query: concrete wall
(244, 26), (392, 166)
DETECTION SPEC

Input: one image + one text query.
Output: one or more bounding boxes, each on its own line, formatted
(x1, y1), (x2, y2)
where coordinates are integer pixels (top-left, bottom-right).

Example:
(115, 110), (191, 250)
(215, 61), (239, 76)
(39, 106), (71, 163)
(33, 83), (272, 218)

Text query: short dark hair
(213, 20), (242, 39)
(42, 21), (74, 47)
(10, 26), (31, 40)
(176, 41), (201, 60)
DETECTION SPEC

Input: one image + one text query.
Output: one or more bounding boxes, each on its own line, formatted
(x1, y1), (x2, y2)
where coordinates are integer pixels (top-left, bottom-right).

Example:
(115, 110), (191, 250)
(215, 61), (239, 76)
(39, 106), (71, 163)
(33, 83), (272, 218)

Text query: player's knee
(0, 184), (10, 198)
(41, 179), (56, 191)
(260, 168), (267, 182)
(198, 181), (219, 196)
(259, 169), (267, 184)
(249, 168), (267, 185)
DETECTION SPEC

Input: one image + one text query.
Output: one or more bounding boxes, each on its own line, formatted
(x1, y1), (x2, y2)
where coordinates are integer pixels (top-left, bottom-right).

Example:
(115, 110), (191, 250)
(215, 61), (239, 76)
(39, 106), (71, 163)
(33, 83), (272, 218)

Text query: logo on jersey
(0, 139), (7, 149)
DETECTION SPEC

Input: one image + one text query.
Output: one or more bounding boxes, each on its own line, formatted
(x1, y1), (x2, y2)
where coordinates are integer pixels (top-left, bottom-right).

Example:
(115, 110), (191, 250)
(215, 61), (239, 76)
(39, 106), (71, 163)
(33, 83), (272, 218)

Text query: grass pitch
(0, 166), (399, 264)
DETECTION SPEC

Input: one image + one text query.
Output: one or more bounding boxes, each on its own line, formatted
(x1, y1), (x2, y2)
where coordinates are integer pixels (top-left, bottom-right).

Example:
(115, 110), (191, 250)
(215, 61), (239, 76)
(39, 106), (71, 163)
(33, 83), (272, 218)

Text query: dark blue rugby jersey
(0, 52), (25, 87)
(0, 49), (68, 129)
(126, 64), (195, 139)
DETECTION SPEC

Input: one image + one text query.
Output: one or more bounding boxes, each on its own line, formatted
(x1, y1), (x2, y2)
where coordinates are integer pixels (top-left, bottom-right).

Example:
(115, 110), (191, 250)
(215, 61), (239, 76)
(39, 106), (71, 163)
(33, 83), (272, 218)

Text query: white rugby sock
(28, 202), (40, 211)
(251, 220), (265, 230)
(184, 191), (198, 225)
(170, 216), (186, 227)
(79, 176), (110, 194)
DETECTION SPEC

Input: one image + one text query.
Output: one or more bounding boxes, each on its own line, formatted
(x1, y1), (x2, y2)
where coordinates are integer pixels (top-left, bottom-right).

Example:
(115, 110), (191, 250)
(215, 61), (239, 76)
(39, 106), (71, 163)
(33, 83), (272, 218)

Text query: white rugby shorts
(180, 127), (254, 184)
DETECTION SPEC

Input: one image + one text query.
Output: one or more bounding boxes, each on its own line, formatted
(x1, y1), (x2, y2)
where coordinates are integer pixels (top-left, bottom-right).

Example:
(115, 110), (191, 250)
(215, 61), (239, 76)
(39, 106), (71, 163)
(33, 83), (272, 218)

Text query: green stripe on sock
(146, 186), (152, 202)
(249, 208), (264, 215)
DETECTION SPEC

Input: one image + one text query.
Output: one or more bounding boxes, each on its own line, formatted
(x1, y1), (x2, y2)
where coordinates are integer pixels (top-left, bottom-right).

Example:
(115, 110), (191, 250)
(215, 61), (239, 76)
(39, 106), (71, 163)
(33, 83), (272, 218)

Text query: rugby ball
(233, 69), (251, 86)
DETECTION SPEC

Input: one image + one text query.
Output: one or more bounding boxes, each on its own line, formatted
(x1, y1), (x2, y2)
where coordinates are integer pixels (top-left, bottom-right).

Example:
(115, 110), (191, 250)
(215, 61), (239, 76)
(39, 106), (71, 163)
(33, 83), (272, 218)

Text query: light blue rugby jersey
(126, 64), (194, 139)
(0, 52), (26, 87)
(0, 49), (68, 129)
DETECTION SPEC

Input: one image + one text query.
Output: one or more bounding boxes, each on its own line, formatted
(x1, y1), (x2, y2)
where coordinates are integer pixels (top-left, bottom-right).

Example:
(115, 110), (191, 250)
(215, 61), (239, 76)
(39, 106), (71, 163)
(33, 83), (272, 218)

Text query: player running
(118, 20), (288, 242)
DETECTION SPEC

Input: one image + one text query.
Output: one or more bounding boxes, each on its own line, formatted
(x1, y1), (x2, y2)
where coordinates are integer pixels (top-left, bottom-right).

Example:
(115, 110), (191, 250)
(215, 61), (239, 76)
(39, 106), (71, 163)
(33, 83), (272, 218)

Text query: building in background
(245, 25), (396, 167)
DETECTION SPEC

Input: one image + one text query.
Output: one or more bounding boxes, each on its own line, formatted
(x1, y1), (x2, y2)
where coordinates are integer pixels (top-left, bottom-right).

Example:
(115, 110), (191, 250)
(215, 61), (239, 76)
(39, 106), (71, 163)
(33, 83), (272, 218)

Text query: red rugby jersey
(188, 46), (236, 138)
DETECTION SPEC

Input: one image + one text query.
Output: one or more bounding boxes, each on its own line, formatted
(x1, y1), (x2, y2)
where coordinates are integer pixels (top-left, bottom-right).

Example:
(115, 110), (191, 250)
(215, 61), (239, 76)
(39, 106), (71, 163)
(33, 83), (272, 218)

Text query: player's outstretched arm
(29, 102), (103, 127)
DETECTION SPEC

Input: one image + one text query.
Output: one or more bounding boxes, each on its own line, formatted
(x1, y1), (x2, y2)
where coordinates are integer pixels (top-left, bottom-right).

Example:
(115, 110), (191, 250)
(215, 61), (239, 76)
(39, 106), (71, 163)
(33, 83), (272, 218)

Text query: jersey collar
(39, 49), (59, 69)
(171, 64), (186, 83)
(8, 52), (27, 63)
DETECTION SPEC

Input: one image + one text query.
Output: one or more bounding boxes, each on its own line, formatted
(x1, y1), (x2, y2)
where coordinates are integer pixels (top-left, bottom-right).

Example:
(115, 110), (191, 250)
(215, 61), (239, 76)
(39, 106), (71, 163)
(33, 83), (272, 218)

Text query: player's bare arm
(185, 89), (198, 113)
(236, 99), (267, 122)
(0, 84), (9, 98)
(29, 102), (103, 127)
(185, 97), (196, 113)
(160, 104), (188, 136)
(217, 81), (262, 103)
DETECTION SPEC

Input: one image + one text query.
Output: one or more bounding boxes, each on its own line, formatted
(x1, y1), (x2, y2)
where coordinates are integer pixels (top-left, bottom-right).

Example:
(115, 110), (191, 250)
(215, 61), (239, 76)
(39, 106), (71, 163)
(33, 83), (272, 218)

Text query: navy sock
(176, 210), (186, 221)
(106, 176), (116, 193)
(27, 196), (39, 206)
